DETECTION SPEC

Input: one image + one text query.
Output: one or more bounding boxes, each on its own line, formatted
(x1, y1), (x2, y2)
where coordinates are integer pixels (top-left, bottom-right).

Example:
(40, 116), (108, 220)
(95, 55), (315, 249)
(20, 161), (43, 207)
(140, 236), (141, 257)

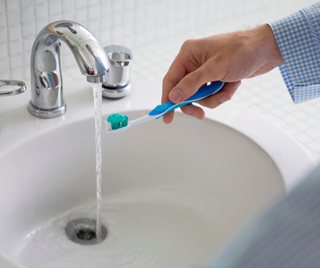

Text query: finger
(162, 55), (187, 105)
(162, 110), (174, 124)
(180, 104), (205, 119)
(162, 55), (188, 124)
(168, 61), (223, 104)
(162, 39), (202, 105)
(197, 81), (241, 108)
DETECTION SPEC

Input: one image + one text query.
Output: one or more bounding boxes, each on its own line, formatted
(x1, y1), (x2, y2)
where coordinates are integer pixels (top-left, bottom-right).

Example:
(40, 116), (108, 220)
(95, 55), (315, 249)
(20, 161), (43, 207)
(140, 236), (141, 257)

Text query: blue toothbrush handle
(149, 81), (226, 118)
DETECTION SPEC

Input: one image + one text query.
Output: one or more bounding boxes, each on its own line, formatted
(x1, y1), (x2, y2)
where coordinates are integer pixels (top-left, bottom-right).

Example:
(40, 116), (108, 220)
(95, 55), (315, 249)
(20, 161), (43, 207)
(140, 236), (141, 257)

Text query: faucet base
(28, 101), (67, 119)
(102, 83), (131, 99)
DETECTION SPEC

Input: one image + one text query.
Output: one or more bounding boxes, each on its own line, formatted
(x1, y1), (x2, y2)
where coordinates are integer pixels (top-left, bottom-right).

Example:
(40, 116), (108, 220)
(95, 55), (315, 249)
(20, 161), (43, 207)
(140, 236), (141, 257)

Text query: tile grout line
(4, 0), (11, 79)
(17, 0), (24, 80)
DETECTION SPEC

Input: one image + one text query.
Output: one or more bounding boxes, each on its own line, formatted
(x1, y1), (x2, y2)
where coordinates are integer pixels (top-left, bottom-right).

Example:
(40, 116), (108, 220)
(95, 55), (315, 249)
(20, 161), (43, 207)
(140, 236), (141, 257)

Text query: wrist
(249, 24), (284, 68)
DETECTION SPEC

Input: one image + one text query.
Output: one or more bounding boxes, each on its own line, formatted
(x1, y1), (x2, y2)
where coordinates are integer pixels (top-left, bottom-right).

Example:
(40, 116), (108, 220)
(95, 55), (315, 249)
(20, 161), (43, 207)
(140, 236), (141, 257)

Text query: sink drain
(65, 218), (107, 245)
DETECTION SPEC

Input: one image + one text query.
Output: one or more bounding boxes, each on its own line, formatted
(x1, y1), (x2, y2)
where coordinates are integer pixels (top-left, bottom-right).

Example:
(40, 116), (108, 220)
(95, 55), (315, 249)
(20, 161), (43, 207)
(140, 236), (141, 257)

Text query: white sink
(0, 80), (315, 268)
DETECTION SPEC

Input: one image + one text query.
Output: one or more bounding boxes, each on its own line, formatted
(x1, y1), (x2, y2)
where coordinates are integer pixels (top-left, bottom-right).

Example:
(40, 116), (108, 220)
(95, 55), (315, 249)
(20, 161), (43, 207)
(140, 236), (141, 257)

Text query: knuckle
(181, 39), (197, 51)
(186, 71), (201, 85)
(182, 39), (193, 47)
(162, 73), (169, 84)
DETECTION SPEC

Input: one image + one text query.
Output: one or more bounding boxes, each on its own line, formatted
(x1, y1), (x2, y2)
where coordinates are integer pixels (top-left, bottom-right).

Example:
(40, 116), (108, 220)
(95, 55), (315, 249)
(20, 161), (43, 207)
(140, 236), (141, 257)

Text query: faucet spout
(29, 21), (109, 119)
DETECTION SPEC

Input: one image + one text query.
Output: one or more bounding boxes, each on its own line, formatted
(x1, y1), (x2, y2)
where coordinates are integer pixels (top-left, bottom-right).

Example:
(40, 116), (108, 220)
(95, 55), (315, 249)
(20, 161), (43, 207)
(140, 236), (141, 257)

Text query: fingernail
(232, 81), (241, 91)
(170, 89), (183, 103)
(219, 96), (229, 104)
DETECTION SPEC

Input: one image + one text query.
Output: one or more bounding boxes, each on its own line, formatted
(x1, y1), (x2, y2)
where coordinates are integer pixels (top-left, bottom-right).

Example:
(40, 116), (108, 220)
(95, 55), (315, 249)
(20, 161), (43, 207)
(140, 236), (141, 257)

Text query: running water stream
(92, 83), (103, 242)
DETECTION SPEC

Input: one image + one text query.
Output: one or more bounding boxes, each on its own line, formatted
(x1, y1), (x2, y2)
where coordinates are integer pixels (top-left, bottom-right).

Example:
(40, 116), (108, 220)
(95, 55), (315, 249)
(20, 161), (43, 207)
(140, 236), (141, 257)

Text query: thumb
(168, 62), (220, 103)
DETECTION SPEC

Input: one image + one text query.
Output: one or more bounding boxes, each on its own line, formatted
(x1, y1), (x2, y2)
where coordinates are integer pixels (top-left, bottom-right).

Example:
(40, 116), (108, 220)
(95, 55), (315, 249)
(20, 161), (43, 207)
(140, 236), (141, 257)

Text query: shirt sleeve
(268, 2), (320, 104)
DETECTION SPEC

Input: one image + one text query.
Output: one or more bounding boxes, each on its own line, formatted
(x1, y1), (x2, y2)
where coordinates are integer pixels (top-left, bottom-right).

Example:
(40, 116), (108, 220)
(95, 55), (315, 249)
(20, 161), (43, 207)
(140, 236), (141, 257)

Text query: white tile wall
(1, 0), (320, 162)
(0, 0), (278, 81)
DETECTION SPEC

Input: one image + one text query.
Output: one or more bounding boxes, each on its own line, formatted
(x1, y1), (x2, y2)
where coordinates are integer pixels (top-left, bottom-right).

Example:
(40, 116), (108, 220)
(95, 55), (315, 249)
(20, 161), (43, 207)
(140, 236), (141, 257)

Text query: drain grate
(76, 228), (96, 240)
(65, 218), (107, 245)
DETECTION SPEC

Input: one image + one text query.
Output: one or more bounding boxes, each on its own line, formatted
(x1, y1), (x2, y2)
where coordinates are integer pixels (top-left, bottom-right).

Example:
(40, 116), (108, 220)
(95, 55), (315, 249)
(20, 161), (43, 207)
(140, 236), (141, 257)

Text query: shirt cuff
(268, 3), (320, 104)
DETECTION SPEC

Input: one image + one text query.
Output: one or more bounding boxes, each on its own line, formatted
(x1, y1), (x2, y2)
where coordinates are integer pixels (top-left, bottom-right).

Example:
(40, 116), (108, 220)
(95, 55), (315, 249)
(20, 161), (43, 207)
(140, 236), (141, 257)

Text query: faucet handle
(0, 79), (27, 97)
(102, 45), (133, 99)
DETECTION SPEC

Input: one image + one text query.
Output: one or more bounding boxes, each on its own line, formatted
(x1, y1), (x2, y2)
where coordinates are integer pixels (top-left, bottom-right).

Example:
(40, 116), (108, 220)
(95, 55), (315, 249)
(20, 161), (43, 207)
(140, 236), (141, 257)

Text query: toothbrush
(105, 81), (226, 134)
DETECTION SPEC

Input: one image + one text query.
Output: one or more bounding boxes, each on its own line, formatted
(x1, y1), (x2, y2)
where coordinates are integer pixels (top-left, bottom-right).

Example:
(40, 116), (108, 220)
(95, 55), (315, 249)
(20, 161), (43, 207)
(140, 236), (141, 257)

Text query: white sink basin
(0, 80), (315, 268)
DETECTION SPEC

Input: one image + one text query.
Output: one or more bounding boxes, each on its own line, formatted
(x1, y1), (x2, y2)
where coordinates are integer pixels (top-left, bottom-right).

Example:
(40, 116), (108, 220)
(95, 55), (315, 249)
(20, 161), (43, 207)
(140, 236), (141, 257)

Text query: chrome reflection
(39, 72), (59, 90)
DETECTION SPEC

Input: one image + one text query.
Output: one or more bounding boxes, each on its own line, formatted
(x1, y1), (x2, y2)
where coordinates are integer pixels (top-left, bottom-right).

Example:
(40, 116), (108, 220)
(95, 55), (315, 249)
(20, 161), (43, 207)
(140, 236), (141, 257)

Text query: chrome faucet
(102, 45), (133, 99)
(28, 21), (109, 119)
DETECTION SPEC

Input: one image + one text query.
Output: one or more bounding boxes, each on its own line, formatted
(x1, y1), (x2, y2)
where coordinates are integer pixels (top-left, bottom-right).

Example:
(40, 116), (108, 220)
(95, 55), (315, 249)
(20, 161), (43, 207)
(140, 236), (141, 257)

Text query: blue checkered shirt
(205, 3), (320, 268)
(269, 2), (320, 104)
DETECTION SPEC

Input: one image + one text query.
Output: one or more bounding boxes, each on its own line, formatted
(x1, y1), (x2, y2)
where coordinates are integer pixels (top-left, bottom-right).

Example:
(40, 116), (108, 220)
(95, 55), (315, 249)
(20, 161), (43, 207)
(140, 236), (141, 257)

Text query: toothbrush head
(105, 113), (129, 133)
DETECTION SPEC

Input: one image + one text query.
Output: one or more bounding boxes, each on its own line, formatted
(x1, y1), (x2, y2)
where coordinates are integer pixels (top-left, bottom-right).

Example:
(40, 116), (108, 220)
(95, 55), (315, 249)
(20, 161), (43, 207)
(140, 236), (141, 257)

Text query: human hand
(162, 24), (284, 123)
